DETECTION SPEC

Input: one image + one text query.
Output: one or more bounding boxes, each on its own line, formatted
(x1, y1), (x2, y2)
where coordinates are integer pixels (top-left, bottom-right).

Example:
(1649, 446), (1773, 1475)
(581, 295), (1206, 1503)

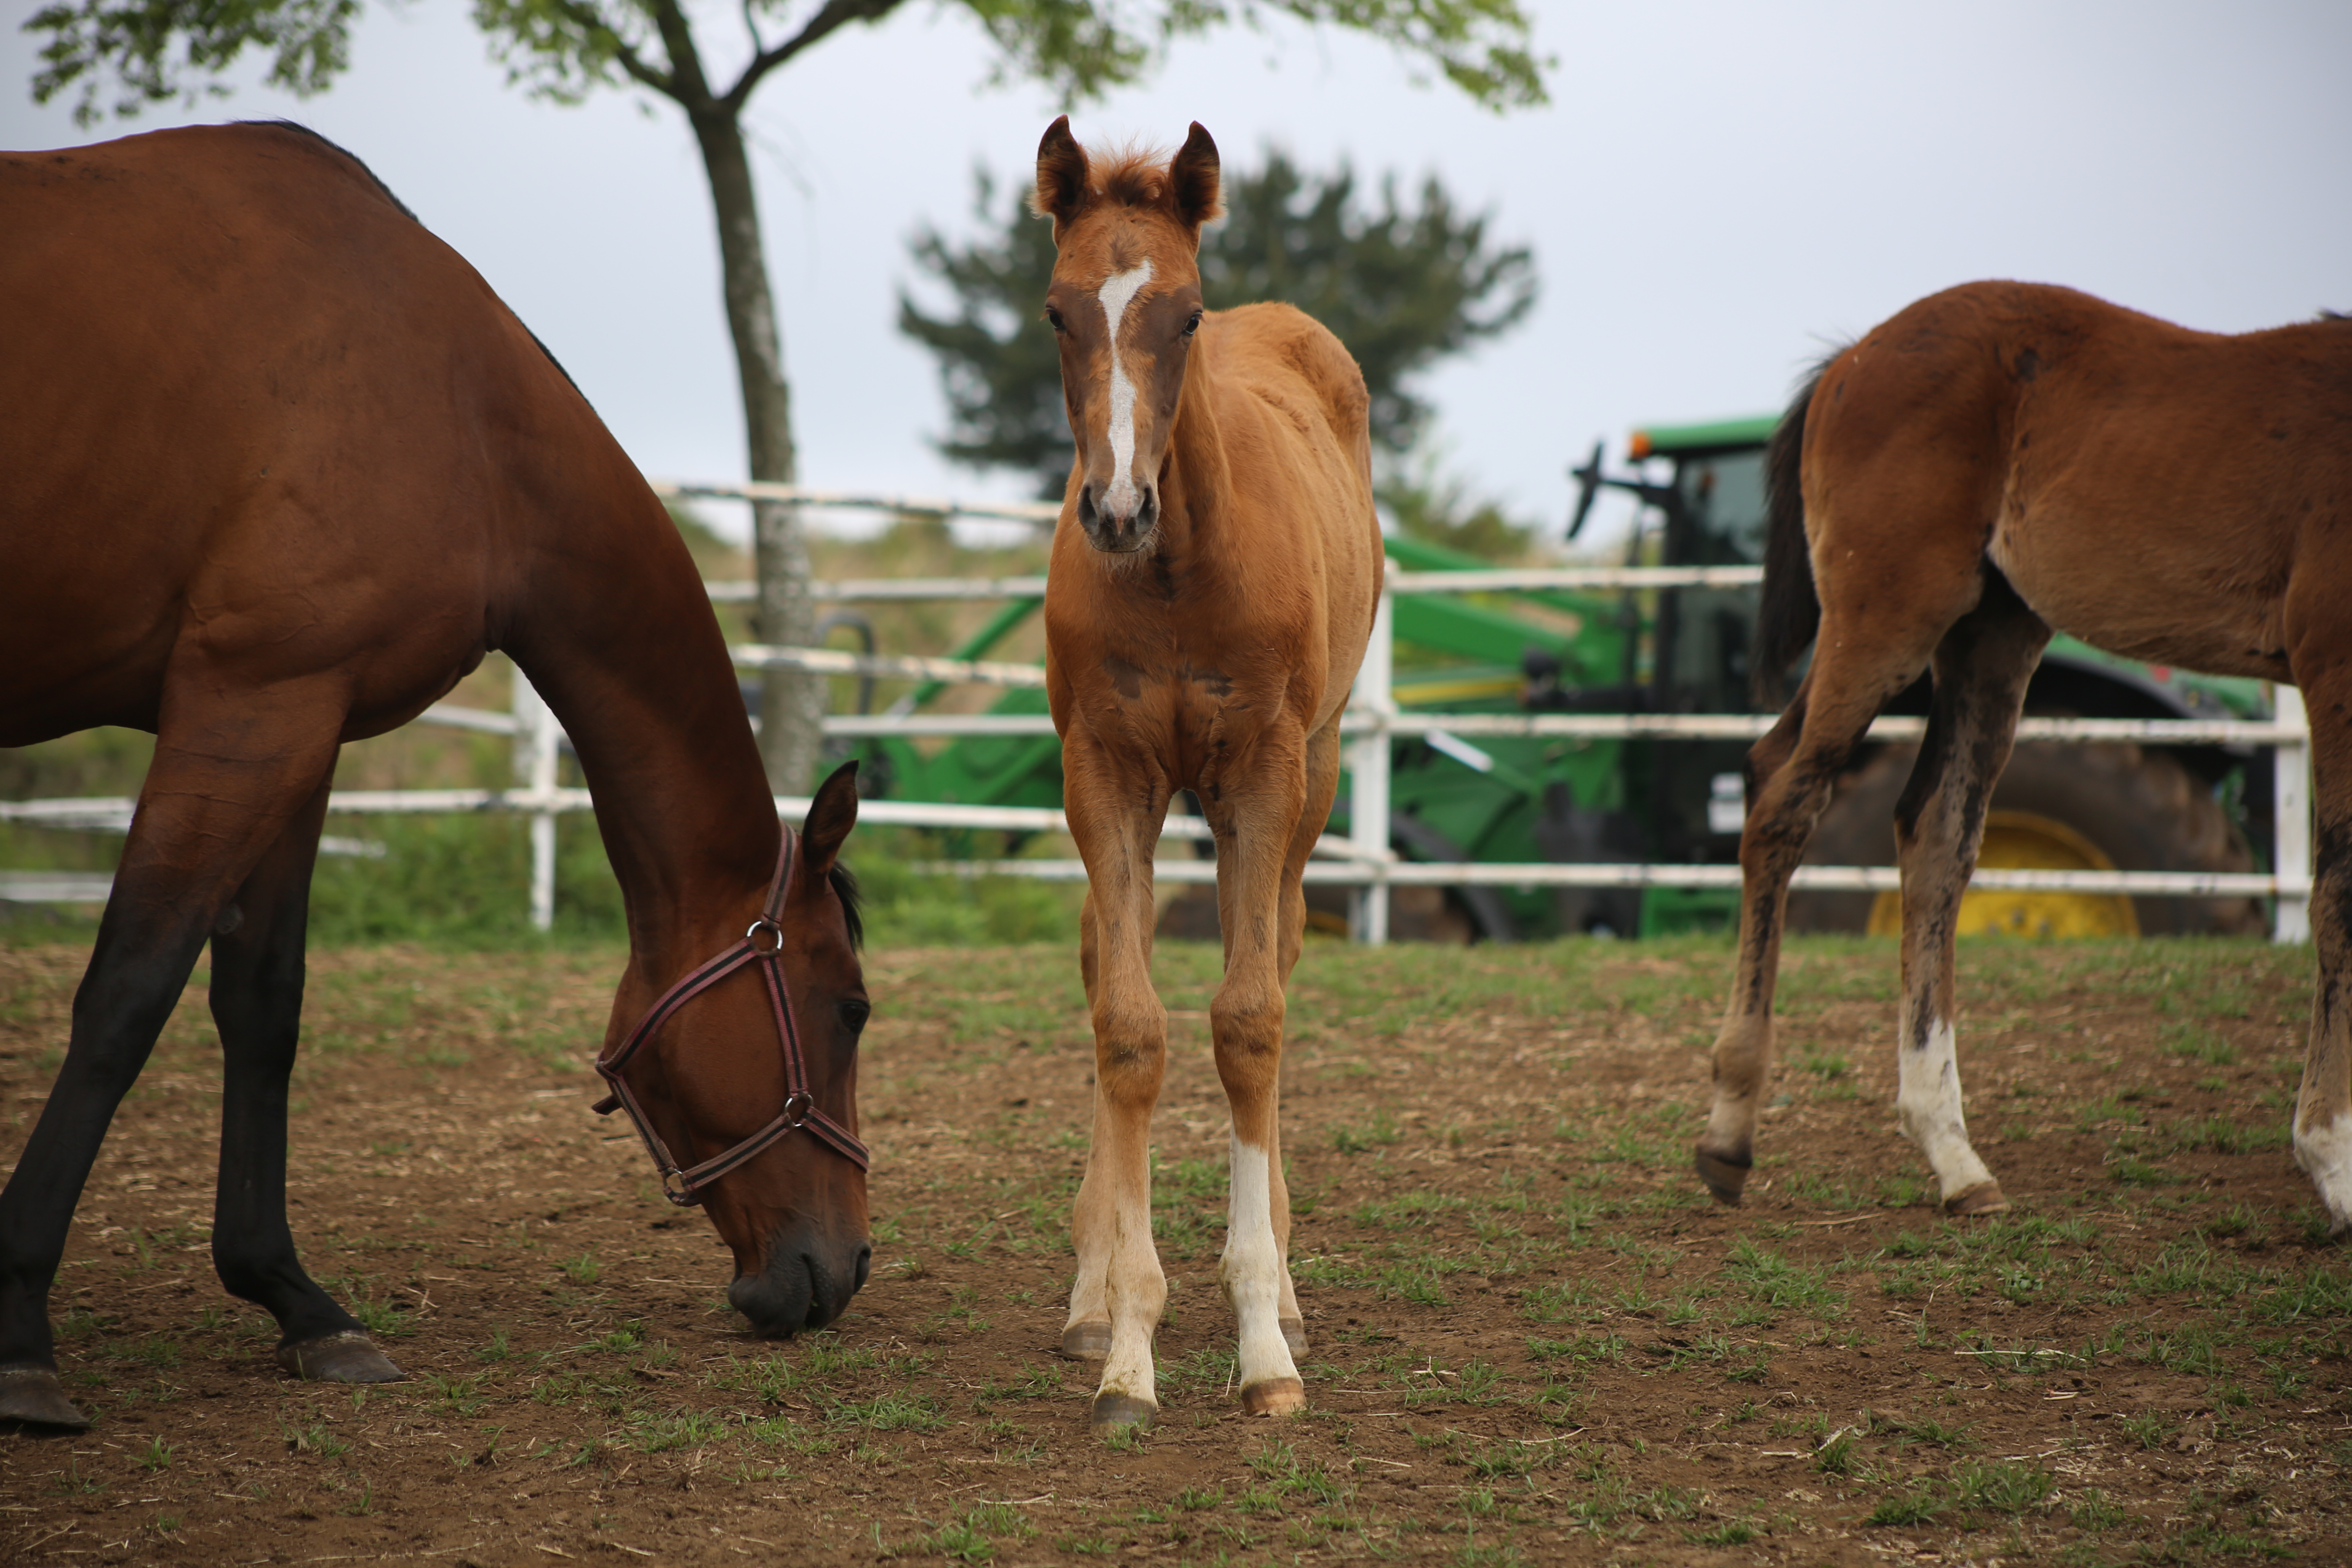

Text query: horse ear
(1167, 121), (1222, 238)
(799, 760), (860, 880)
(1033, 115), (1090, 235)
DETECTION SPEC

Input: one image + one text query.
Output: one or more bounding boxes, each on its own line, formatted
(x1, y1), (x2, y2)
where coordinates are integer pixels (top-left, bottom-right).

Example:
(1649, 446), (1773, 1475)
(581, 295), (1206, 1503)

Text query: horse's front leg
(1887, 594), (2047, 1214)
(0, 689), (343, 1429)
(2291, 659), (2352, 1232)
(209, 773), (404, 1381)
(1060, 742), (1172, 1430)
(1205, 724), (1312, 1416)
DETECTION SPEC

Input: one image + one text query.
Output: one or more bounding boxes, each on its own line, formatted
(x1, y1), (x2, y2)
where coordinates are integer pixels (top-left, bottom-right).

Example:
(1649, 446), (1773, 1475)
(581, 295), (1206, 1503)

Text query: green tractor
(853, 416), (2276, 942)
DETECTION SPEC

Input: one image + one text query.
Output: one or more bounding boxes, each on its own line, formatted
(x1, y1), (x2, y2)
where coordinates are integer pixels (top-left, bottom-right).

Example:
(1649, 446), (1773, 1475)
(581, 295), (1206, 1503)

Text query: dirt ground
(1, 933), (2347, 1566)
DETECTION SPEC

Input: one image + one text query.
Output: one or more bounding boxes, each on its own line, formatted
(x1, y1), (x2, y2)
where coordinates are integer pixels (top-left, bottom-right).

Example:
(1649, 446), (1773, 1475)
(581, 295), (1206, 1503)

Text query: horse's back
(0, 125), (609, 742)
(1808, 281), (2352, 680)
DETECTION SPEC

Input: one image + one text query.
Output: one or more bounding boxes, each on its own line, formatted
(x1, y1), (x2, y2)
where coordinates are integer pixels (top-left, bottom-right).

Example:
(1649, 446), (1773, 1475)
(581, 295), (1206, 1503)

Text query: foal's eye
(1182, 311), (1203, 338)
(1044, 306), (1066, 334)
(838, 999), (871, 1033)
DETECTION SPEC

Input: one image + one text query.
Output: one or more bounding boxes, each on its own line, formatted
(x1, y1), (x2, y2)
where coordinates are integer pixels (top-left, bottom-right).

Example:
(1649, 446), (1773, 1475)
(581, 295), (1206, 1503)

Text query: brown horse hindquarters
(1036, 121), (1377, 1430)
(1700, 280), (2352, 1228)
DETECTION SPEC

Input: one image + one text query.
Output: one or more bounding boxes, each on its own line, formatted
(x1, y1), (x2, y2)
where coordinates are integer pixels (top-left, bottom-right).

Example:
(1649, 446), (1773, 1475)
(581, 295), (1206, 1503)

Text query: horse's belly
(1990, 518), (2290, 680)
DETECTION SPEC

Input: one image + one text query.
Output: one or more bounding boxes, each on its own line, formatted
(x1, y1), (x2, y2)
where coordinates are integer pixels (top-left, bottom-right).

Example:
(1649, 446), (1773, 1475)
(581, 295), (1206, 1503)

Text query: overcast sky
(6, 0), (2346, 546)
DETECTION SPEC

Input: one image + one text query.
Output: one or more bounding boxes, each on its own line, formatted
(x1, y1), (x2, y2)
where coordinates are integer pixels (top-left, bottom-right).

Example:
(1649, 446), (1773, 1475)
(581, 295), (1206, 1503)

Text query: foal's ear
(1033, 114), (1091, 234)
(1167, 121), (1222, 238)
(799, 760), (860, 882)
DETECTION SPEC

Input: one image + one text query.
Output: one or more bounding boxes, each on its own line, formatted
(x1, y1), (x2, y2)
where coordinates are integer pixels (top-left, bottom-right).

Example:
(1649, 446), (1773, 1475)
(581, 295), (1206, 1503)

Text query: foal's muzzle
(1077, 480), (1158, 553)
(728, 1222), (872, 1338)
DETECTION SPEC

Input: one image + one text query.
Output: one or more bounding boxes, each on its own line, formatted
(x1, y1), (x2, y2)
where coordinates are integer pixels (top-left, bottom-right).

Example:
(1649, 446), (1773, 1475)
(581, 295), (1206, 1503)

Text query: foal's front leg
(1206, 735), (1311, 1416)
(1061, 748), (1171, 1429)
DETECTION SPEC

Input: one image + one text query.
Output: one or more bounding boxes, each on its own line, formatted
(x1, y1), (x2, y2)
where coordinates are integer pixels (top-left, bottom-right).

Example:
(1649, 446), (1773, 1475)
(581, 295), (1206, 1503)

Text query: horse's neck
(1161, 353), (1234, 570)
(504, 498), (778, 946)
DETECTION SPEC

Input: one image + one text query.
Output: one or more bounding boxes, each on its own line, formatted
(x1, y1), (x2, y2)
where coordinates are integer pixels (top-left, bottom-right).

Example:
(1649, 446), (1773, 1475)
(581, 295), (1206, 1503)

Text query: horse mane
(238, 120), (418, 222)
(1034, 138), (1225, 224)
(829, 863), (864, 951)
(235, 120), (588, 401)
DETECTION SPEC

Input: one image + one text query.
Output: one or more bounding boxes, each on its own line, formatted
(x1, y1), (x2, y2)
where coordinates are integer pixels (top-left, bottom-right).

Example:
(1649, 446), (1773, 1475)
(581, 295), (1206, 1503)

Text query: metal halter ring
(744, 917), (786, 953)
(780, 1091), (815, 1129)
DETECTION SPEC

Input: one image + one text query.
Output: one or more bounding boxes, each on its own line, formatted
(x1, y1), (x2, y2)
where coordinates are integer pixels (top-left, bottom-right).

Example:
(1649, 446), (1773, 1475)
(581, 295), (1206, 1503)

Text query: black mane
(829, 863), (864, 951)
(237, 120), (586, 399)
(240, 119), (417, 221)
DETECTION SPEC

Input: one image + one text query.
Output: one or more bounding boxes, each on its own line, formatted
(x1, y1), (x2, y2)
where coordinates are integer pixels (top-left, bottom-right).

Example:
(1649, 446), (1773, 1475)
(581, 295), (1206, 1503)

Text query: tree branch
(722, 0), (905, 112)
(539, 0), (679, 99)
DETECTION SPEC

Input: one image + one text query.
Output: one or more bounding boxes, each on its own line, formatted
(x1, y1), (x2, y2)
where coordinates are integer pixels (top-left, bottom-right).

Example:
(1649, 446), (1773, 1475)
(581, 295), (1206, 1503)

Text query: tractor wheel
(1787, 740), (2263, 938)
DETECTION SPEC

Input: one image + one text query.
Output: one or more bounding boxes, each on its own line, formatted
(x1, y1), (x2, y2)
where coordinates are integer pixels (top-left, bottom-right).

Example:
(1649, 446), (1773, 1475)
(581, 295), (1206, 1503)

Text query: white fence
(1, 492), (2315, 945)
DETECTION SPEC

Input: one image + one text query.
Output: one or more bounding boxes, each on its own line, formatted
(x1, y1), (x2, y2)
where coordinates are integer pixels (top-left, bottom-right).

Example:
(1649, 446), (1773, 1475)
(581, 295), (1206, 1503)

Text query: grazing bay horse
(1697, 281), (2352, 1225)
(1033, 118), (1381, 1430)
(0, 123), (873, 1432)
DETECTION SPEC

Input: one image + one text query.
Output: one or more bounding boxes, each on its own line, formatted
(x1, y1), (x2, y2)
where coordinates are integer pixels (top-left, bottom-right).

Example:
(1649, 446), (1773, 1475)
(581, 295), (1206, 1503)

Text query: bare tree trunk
(686, 105), (823, 794)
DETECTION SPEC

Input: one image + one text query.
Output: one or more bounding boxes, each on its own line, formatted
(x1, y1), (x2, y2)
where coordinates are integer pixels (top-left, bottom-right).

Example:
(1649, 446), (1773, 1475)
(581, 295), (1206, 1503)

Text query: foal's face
(1034, 116), (1222, 555)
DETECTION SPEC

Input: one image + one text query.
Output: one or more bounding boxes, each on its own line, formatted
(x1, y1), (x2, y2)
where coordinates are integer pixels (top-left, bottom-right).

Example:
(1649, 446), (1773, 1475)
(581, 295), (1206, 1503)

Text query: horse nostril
(853, 1246), (873, 1292)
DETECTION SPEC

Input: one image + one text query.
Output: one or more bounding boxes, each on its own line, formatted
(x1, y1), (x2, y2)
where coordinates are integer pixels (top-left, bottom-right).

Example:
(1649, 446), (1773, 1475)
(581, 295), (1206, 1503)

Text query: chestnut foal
(1033, 118), (1381, 1429)
(1699, 281), (2352, 1226)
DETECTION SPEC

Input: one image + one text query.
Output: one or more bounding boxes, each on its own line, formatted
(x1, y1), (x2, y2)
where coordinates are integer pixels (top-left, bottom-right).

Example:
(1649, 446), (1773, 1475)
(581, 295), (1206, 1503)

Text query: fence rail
(5, 490), (2315, 942)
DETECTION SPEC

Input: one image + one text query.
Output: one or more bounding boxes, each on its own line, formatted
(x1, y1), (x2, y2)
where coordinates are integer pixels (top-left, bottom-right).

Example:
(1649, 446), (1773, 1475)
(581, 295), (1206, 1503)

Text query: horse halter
(591, 826), (869, 1205)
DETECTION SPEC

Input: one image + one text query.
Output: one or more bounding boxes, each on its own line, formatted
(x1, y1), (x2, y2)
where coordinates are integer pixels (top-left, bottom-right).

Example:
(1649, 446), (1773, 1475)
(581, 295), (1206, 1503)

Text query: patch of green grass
(1866, 1484), (1946, 1527)
(1333, 1112), (1403, 1155)
(1952, 1458), (2055, 1515)
(829, 1392), (947, 1432)
(283, 1421), (348, 1459)
(560, 1253), (602, 1285)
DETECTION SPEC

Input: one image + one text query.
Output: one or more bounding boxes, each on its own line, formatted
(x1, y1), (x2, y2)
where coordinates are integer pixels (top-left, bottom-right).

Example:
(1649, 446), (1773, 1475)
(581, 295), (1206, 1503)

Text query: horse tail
(1750, 354), (1836, 706)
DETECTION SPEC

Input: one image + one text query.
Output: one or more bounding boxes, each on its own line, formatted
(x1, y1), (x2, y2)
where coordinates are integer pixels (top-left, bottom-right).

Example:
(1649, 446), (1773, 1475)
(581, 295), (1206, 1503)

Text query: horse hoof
(1693, 1147), (1751, 1206)
(1279, 1316), (1308, 1356)
(1089, 1392), (1156, 1432)
(1241, 1376), (1306, 1417)
(0, 1366), (91, 1431)
(1060, 1321), (1111, 1361)
(276, 1332), (405, 1383)
(1944, 1182), (2010, 1218)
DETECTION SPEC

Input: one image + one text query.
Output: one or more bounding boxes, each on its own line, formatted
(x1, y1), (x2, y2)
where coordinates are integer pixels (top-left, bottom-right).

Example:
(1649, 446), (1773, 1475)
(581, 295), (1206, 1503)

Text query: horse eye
(1182, 311), (1202, 338)
(839, 999), (871, 1033)
(1045, 306), (1066, 333)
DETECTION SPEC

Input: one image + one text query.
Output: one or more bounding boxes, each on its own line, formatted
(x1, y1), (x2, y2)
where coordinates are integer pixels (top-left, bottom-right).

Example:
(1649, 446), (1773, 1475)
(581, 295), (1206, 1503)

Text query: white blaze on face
(1095, 260), (1155, 519)
(1223, 1134), (1300, 1388)
(1894, 1016), (1996, 1202)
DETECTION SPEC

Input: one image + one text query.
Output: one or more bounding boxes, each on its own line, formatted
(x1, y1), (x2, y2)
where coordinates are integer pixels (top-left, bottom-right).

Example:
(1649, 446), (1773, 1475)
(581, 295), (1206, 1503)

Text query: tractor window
(1675, 449), (1769, 564)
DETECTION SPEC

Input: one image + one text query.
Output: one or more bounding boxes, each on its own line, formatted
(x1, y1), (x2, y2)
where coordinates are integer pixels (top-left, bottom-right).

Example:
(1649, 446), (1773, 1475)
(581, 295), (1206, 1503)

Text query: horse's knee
(1210, 988), (1284, 1059)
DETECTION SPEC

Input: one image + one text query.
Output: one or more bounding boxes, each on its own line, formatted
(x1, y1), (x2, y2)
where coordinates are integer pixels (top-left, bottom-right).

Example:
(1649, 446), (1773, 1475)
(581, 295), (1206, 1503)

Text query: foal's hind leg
(209, 772), (403, 1382)
(2290, 659), (2352, 1231)
(0, 689), (343, 1428)
(1887, 585), (2049, 1214)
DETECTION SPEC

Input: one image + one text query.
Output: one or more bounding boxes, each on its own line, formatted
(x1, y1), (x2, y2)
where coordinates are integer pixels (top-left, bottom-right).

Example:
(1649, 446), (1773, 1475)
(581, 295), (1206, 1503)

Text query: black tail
(1749, 355), (1837, 706)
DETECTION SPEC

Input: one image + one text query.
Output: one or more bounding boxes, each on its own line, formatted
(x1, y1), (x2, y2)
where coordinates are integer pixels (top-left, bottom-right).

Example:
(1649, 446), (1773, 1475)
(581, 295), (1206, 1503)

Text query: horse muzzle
(727, 1222), (872, 1338)
(1077, 479), (1158, 553)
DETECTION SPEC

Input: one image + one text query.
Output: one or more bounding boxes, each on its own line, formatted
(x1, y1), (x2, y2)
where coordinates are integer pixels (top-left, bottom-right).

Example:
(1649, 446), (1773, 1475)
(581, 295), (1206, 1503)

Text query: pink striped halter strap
(591, 826), (869, 1205)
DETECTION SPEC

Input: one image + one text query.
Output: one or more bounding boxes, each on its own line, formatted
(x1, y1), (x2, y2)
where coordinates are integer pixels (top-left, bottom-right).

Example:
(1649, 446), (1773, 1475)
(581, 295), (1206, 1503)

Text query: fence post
(512, 666), (560, 933)
(1348, 574), (1395, 945)
(2273, 683), (2312, 945)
